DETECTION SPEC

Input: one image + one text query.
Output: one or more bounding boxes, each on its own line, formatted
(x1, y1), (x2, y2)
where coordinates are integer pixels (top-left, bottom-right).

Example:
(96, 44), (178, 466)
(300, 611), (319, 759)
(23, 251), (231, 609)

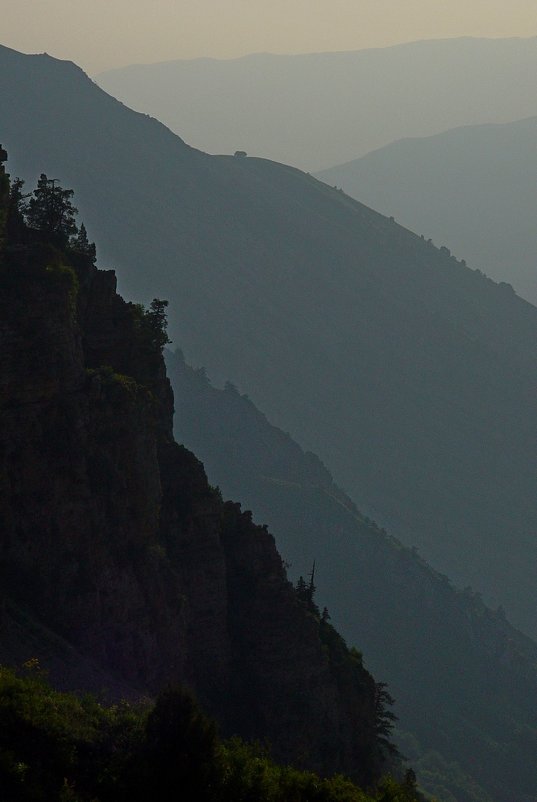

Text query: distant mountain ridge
(316, 114), (537, 305)
(96, 36), (537, 170)
(2, 44), (537, 646)
(167, 347), (537, 802)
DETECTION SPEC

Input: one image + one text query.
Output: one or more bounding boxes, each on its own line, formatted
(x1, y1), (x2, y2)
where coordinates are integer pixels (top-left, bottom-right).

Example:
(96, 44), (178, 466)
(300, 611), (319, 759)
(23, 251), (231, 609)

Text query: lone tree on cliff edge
(25, 173), (78, 245)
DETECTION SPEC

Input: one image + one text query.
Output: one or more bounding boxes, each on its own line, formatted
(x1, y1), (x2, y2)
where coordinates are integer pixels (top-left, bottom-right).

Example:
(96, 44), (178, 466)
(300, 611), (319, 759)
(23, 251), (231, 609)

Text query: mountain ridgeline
(167, 348), (537, 802)
(316, 115), (537, 305)
(0, 157), (401, 793)
(96, 36), (537, 171)
(2, 44), (537, 640)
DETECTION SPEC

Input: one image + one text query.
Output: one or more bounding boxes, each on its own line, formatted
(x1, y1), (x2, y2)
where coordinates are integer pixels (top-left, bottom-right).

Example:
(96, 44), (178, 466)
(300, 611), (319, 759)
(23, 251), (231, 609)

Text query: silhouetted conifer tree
(25, 173), (78, 245)
(70, 222), (96, 264)
(146, 298), (171, 351)
(374, 681), (398, 755)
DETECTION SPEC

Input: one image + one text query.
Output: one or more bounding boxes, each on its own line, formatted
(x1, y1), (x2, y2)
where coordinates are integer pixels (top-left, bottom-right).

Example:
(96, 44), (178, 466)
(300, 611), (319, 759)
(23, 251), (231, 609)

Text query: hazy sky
(3, 0), (537, 74)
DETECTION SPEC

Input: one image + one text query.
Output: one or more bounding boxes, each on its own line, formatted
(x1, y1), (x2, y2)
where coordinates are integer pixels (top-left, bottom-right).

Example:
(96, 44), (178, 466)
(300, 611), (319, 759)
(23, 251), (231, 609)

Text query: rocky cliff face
(0, 160), (384, 784)
(166, 346), (537, 802)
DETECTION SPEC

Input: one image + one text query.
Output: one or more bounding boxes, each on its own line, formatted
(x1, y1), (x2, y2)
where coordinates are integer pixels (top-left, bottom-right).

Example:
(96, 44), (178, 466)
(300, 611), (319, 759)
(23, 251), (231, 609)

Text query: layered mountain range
(96, 36), (537, 171)
(3, 41), (537, 802)
(317, 115), (537, 305)
(167, 348), (537, 802)
(1, 43), (536, 639)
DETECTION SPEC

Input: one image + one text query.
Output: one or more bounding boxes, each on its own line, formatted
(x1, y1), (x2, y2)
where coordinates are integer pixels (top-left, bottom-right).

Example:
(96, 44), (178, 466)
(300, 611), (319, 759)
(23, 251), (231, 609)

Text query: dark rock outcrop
(0, 162), (384, 784)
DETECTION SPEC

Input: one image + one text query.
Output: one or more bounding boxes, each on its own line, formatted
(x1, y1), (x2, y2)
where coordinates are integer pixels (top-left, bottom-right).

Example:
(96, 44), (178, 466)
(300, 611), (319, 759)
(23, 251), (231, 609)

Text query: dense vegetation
(0, 665), (422, 802)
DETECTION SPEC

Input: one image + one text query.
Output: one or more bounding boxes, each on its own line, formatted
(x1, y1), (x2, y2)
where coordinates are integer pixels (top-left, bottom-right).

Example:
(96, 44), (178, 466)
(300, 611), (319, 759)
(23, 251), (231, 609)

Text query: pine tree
(145, 298), (172, 351)
(70, 223), (96, 264)
(295, 562), (320, 615)
(374, 682), (398, 755)
(25, 174), (78, 245)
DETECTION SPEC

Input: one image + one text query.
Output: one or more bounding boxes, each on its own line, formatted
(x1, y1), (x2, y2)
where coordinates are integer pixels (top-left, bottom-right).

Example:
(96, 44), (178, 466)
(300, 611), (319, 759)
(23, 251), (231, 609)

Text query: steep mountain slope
(96, 36), (537, 171)
(2, 44), (537, 641)
(0, 158), (390, 784)
(167, 348), (537, 802)
(317, 115), (537, 305)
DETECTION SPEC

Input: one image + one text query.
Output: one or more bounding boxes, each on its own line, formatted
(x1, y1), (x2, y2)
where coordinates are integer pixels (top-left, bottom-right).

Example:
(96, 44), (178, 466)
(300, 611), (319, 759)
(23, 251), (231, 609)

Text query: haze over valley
(317, 115), (537, 305)
(2, 6), (537, 801)
(96, 35), (537, 301)
(96, 36), (537, 171)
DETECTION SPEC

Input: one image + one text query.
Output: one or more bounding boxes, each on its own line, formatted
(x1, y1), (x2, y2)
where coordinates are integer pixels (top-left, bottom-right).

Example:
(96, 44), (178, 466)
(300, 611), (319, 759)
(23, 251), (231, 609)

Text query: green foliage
(220, 738), (372, 802)
(219, 740), (427, 802)
(0, 664), (146, 802)
(24, 174), (79, 246)
(376, 776), (422, 802)
(0, 668), (422, 802)
(145, 298), (172, 350)
(131, 298), (171, 354)
(86, 365), (144, 397)
(0, 163), (97, 285)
